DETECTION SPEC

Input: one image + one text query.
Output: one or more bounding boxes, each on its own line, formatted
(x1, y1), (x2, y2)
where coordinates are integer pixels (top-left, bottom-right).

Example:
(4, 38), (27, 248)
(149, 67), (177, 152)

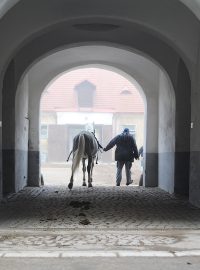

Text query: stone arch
(29, 58), (149, 189)
(38, 65), (147, 184)
(8, 44), (178, 198)
(1, 1), (192, 198)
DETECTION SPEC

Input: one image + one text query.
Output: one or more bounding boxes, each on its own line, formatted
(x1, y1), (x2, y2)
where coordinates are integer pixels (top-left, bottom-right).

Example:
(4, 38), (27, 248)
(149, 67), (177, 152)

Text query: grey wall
(158, 70), (175, 193)
(189, 45), (200, 207)
(2, 60), (16, 194)
(0, 0), (19, 19)
(180, 0), (200, 20)
(174, 59), (191, 195)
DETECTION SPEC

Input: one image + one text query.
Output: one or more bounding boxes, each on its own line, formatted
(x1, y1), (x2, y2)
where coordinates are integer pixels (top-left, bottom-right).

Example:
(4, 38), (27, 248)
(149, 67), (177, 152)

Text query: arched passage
(10, 45), (177, 196)
(39, 66), (146, 186)
(0, 0), (192, 201)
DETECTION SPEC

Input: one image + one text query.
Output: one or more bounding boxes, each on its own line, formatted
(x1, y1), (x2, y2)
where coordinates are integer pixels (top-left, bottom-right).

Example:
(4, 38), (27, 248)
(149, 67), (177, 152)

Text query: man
(104, 128), (139, 186)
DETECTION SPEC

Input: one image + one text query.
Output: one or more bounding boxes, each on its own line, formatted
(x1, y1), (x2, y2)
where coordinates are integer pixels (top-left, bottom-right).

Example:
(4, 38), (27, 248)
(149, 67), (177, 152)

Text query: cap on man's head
(123, 128), (129, 133)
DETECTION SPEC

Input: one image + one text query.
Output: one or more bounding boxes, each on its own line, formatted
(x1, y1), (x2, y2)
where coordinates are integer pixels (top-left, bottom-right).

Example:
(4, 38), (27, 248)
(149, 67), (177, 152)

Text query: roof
(41, 68), (144, 113)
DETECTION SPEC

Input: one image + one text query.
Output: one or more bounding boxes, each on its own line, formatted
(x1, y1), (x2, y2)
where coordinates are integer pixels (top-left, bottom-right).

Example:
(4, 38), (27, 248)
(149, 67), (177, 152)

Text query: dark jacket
(104, 133), (139, 162)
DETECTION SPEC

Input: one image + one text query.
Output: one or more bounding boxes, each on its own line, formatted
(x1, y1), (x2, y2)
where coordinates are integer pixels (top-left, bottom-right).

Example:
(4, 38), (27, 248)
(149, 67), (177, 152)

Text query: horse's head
(85, 122), (95, 134)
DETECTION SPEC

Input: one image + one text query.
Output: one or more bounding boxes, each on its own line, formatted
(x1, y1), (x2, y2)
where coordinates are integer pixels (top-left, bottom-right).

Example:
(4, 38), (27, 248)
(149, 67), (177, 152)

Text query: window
(40, 124), (48, 139)
(120, 90), (132, 95)
(74, 80), (96, 108)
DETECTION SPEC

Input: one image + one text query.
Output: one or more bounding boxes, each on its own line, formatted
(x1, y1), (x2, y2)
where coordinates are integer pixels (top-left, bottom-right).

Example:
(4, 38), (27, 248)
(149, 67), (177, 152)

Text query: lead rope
(91, 132), (103, 164)
(96, 147), (104, 164)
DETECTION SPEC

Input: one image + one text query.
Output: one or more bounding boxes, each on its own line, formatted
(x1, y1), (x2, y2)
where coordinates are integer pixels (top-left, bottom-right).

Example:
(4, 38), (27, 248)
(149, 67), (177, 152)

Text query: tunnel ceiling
(180, 0), (200, 19)
(0, 0), (19, 18)
(27, 45), (160, 100)
(1, 0), (200, 21)
(0, 0), (199, 86)
(0, 0), (199, 70)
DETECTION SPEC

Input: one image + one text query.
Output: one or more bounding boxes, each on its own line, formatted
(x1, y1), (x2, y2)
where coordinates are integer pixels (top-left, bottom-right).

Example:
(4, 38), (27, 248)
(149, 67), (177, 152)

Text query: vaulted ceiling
(1, 0), (200, 21)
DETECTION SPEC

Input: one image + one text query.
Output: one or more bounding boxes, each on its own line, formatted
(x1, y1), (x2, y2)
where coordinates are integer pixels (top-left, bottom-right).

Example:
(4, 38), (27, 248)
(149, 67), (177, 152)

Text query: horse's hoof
(68, 183), (73, 190)
(82, 182), (87, 187)
(88, 183), (93, 188)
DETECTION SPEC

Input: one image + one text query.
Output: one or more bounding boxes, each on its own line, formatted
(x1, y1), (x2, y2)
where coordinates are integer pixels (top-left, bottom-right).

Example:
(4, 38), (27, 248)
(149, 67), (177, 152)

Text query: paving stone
(0, 186), (200, 230)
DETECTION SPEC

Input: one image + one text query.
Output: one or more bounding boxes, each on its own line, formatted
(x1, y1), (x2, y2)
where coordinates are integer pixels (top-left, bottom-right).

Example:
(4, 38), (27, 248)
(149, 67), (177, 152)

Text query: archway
(0, 1), (193, 201)
(9, 44), (177, 196)
(39, 66), (145, 186)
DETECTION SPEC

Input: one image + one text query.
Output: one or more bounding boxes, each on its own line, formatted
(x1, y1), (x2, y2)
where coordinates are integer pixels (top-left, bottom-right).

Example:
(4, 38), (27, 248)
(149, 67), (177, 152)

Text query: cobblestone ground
(1, 186), (200, 230)
(0, 184), (200, 253)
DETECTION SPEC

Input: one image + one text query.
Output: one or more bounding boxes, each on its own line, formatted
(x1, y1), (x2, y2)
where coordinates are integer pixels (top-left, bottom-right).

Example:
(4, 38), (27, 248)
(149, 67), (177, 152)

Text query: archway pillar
(174, 59), (191, 195)
(190, 49), (200, 207)
(15, 74), (29, 192)
(28, 84), (41, 187)
(0, 81), (2, 200)
(158, 70), (175, 193)
(2, 60), (16, 194)
(144, 92), (158, 187)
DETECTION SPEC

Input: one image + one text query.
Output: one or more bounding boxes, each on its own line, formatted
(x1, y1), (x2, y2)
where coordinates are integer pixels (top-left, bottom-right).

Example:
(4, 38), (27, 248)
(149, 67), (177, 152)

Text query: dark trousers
(116, 161), (132, 185)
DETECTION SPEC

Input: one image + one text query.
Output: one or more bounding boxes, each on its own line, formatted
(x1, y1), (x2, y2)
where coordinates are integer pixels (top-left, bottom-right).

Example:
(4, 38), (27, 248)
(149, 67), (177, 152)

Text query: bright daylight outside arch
(40, 67), (145, 186)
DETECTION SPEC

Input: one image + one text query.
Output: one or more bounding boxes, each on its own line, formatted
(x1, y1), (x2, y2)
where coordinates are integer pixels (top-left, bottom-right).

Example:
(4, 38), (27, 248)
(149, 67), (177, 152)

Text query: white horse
(68, 131), (100, 190)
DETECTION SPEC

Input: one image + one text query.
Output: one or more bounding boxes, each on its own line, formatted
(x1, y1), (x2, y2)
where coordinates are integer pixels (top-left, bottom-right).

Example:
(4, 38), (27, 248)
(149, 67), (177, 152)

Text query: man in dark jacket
(104, 128), (139, 186)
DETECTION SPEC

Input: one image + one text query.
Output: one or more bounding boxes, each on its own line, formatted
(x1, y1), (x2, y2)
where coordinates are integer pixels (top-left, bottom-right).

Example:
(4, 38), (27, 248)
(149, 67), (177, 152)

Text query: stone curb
(1, 250), (200, 258)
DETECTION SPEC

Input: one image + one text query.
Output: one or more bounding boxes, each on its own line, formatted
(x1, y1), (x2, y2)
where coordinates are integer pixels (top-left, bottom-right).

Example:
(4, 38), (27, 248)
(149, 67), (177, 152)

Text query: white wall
(158, 70), (175, 193)
(15, 73), (29, 191)
(57, 112), (113, 125)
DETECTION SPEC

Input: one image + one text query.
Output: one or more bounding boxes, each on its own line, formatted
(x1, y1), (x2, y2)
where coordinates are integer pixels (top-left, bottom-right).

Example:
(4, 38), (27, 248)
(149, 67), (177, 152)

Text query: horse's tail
(72, 134), (85, 174)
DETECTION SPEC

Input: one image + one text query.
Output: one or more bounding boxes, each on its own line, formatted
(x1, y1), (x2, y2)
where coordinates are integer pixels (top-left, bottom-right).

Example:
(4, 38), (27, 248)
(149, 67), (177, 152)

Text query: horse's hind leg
(87, 156), (92, 188)
(68, 170), (74, 190)
(68, 174), (73, 190)
(68, 163), (74, 190)
(90, 158), (95, 183)
(82, 158), (87, 186)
